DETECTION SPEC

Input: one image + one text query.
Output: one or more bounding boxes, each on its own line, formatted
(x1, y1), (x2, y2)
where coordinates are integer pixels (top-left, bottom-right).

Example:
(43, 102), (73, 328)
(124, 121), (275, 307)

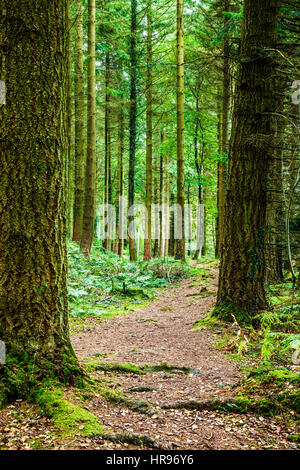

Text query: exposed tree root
(91, 361), (194, 375)
(160, 393), (300, 415)
(100, 432), (171, 449)
(96, 382), (156, 415)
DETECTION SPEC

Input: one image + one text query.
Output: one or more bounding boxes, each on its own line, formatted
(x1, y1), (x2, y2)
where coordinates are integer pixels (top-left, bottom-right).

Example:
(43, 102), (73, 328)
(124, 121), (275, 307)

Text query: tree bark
(215, 0), (281, 320)
(115, 87), (125, 257)
(81, 0), (97, 255)
(216, 0), (231, 258)
(175, 0), (185, 260)
(144, 0), (153, 261)
(66, 0), (74, 239)
(72, 0), (85, 243)
(104, 52), (112, 251)
(128, 0), (138, 261)
(0, 0), (76, 366)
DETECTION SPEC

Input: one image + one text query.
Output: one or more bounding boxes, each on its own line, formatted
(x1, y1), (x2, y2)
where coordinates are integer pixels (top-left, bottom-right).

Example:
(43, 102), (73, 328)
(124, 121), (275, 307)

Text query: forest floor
(0, 263), (299, 450)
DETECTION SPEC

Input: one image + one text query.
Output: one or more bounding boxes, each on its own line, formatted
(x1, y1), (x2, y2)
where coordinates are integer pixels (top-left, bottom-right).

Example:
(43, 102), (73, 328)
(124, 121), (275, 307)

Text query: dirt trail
(68, 266), (298, 450)
(72, 267), (241, 404)
(0, 266), (297, 450)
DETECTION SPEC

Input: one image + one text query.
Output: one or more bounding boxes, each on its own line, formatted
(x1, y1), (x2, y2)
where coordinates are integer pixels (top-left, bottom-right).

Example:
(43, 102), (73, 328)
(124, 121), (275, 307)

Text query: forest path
(68, 265), (297, 450)
(72, 264), (241, 405)
(1, 265), (297, 451)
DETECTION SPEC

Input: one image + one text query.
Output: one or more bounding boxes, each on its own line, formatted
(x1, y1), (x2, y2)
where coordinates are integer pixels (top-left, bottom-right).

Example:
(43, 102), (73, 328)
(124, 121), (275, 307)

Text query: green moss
(90, 361), (192, 375)
(99, 386), (153, 414)
(261, 370), (300, 386)
(212, 302), (254, 326)
(233, 395), (276, 415)
(278, 390), (300, 413)
(288, 434), (300, 444)
(33, 385), (104, 437)
(94, 362), (145, 374)
(192, 313), (218, 330)
(0, 351), (85, 413)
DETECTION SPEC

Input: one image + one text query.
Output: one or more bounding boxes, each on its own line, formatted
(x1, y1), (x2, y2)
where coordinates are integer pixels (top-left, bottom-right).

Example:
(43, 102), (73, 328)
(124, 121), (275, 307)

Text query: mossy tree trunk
(215, 0), (281, 320)
(0, 0), (76, 366)
(81, 0), (97, 255)
(72, 0), (85, 243)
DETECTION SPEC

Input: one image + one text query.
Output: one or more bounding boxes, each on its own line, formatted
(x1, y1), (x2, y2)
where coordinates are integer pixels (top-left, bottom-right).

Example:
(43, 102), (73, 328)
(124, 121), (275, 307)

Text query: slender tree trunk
(104, 53), (112, 251)
(187, 184), (192, 256)
(175, 0), (185, 260)
(169, 192), (175, 257)
(265, 111), (286, 283)
(215, 0), (281, 321)
(144, 0), (153, 261)
(81, 0), (97, 255)
(216, 0), (231, 258)
(115, 91), (125, 257)
(0, 0), (76, 367)
(159, 132), (165, 257)
(66, 0), (74, 239)
(164, 147), (170, 256)
(73, 0), (85, 243)
(153, 149), (159, 258)
(128, 0), (138, 261)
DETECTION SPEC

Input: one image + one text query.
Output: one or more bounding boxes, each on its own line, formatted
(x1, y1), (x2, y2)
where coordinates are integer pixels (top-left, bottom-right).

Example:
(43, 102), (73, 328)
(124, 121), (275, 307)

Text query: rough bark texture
(81, 0), (97, 255)
(0, 0), (75, 362)
(216, 0), (281, 319)
(72, 0), (85, 243)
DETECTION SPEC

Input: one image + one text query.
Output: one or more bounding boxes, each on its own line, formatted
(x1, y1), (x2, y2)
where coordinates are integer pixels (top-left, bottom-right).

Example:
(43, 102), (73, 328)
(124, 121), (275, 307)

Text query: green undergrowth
(192, 281), (299, 420)
(68, 240), (208, 319)
(233, 366), (300, 416)
(194, 279), (299, 362)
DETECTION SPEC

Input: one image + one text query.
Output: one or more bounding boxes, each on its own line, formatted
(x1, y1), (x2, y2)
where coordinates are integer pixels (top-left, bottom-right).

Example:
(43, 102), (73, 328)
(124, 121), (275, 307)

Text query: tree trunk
(128, 0), (138, 261)
(159, 132), (165, 257)
(169, 193), (175, 257)
(164, 146), (170, 256)
(81, 0), (97, 256)
(104, 52), (112, 251)
(144, 0), (153, 261)
(215, 0), (281, 321)
(115, 89), (125, 257)
(0, 0), (76, 368)
(73, 0), (85, 243)
(175, 0), (185, 260)
(216, 0), (231, 258)
(66, 0), (74, 239)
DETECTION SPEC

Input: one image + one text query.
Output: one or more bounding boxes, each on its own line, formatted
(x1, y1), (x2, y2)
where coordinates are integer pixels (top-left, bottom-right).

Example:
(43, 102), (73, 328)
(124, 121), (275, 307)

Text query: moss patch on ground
(32, 384), (105, 438)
